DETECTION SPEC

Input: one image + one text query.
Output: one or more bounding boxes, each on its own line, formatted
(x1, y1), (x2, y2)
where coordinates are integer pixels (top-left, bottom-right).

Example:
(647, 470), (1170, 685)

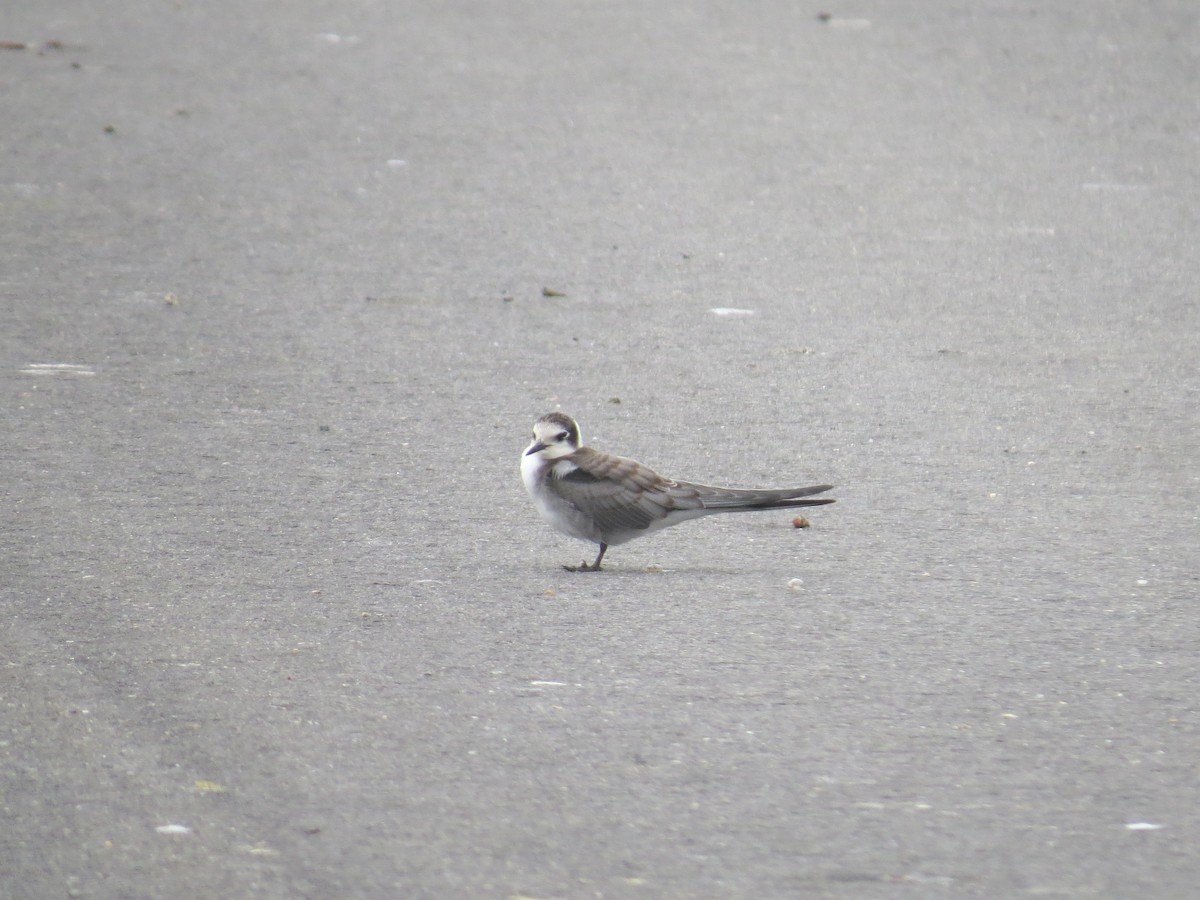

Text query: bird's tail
(689, 483), (836, 511)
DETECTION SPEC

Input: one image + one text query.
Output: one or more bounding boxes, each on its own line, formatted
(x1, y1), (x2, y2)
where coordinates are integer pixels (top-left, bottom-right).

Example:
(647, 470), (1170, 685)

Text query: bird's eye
(556, 432), (568, 442)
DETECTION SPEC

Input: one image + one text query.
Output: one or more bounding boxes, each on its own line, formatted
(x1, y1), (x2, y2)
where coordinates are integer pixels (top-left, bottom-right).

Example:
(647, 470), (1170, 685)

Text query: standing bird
(521, 412), (835, 571)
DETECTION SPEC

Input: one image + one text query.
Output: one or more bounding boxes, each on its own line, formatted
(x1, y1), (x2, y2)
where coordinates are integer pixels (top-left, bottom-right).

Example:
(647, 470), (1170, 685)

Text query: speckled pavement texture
(3, 2), (1198, 897)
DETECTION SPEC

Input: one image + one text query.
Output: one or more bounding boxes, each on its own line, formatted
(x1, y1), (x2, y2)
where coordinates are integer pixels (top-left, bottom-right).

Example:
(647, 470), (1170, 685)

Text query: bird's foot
(563, 543), (607, 572)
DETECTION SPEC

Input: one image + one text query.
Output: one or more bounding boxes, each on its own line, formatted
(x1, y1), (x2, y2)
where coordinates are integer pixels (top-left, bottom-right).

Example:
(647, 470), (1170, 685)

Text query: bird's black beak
(525, 441), (546, 456)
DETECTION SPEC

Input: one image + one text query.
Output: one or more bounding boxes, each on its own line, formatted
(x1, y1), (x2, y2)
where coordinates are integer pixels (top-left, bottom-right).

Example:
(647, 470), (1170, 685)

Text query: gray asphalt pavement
(3, 1), (1198, 897)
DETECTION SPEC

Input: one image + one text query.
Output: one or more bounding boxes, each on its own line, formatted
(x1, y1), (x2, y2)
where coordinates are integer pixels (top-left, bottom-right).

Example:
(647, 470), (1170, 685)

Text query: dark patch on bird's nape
(538, 412), (581, 447)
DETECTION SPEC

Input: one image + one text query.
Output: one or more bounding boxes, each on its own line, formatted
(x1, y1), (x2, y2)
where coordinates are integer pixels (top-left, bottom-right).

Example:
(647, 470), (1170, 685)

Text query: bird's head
(524, 412), (581, 459)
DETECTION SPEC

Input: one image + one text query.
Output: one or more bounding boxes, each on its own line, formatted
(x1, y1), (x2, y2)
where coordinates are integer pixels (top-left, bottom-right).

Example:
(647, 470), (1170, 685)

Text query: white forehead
(533, 415), (578, 443)
(534, 419), (567, 439)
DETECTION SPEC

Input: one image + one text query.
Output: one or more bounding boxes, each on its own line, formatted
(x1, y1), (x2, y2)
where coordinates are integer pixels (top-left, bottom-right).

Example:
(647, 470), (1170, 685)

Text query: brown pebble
(791, 516), (811, 529)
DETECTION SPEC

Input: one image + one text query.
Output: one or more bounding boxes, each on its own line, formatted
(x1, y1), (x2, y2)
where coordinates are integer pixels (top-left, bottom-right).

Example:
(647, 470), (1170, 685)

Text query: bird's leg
(563, 543), (607, 572)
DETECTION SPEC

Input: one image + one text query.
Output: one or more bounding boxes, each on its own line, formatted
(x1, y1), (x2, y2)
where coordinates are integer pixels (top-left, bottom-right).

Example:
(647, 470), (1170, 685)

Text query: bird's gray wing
(548, 448), (705, 535)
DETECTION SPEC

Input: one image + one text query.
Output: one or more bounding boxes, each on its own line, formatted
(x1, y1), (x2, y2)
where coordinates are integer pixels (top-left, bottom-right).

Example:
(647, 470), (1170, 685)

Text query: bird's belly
(533, 491), (602, 543)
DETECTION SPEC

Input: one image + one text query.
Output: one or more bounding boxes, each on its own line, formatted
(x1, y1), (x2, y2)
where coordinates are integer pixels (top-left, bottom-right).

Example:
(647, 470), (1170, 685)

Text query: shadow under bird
(521, 412), (836, 571)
